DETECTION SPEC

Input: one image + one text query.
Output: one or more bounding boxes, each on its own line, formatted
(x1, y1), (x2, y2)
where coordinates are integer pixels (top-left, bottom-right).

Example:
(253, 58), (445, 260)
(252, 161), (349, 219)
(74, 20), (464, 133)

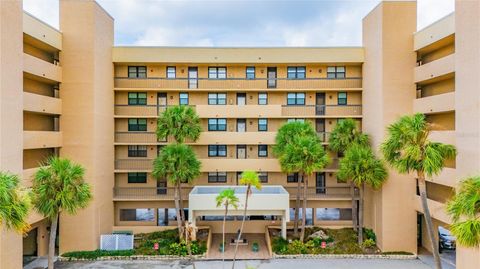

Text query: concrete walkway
(208, 233), (269, 260)
(56, 258), (434, 269)
(418, 248), (456, 269)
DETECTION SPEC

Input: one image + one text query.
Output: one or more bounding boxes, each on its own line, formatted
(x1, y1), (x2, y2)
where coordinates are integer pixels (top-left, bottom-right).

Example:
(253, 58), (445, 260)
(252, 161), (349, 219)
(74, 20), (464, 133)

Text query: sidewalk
(418, 248), (456, 269)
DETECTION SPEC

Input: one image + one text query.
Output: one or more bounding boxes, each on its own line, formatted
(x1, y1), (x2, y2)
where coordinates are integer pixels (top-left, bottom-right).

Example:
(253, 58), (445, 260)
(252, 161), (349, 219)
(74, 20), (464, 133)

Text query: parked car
(438, 226), (456, 252)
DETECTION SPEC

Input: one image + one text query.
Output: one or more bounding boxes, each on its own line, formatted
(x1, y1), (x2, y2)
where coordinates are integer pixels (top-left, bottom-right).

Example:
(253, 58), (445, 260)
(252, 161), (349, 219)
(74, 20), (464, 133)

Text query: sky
(23, 0), (454, 47)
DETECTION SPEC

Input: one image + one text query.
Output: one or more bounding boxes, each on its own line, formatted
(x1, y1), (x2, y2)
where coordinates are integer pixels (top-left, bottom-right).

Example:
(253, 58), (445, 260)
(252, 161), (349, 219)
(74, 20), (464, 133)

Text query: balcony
(196, 132), (276, 145)
(195, 105), (282, 118)
(114, 132), (162, 144)
(114, 159), (153, 171)
(284, 186), (357, 200)
(22, 167), (40, 187)
(281, 105), (362, 117)
(426, 167), (456, 188)
(114, 105), (166, 118)
(23, 53), (62, 83)
(23, 131), (62, 149)
(113, 187), (191, 201)
(429, 130), (455, 146)
(414, 195), (450, 225)
(413, 92), (455, 114)
(114, 77), (362, 90)
(414, 54), (455, 84)
(23, 92), (62, 115)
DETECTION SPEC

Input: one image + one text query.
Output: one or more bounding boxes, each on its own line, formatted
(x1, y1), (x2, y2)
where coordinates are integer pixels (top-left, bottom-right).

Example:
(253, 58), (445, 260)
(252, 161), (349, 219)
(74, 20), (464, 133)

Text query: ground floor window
(289, 208), (313, 225)
(120, 208), (155, 222)
(157, 208), (177, 226)
(201, 215), (235, 221)
(315, 208), (352, 221)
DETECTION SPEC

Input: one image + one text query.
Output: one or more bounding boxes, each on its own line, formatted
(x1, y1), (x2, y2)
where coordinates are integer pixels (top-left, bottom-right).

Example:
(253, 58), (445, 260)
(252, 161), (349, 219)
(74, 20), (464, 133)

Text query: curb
(273, 254), (417, 260)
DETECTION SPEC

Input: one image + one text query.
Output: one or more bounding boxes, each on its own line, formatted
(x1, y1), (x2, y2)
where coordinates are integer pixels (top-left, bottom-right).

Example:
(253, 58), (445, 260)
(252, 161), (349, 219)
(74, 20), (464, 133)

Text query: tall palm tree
(156, 105), (202, 144)
(0, 172), (30, 233)
(279, 135), (329, 242)
(216, 188), (239, 268)
(156, 105), (202, 223)
(273, 121), (317, 236)
(447, 176), (480, 248)
(337, 144), (388, 244)
(232, 170), (262, 269)
(381, 113), (456, 269)
(152, 144), (201, 239)
(329, 118), (369, 231)
(32, 157), (92, 269)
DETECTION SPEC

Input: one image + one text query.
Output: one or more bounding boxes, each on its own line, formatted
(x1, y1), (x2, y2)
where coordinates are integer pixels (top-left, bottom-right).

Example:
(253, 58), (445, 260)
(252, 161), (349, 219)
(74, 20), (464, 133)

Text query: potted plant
(219, 242), (225, 253)
(252, 242), (259, 252)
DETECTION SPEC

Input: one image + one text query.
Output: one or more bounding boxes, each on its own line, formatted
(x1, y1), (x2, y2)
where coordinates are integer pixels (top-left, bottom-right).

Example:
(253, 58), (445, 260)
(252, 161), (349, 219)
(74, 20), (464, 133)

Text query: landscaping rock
(308, 230), (329, 240)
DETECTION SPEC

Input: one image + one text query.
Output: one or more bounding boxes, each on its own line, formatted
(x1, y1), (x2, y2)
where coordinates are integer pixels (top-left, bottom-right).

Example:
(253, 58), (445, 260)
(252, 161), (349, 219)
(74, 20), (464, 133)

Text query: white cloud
(22, 0), (455, 46)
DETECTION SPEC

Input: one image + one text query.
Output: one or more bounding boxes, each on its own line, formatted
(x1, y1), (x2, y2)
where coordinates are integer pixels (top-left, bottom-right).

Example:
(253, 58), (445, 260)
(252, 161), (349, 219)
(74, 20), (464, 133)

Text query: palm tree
(337, 144), (388, 244)
(273, 121), (317, 236)
(156, 105), (202, 223)
(152, 144), (201, 239)
(32, 157), (92, 269)
(216, 188), (239, 268)
(329, 118), (369, 231)
(0, 172), (30, 233)
(232, 170), (262, 269)
(447, 176), (480, 248)
(156, 105), (202, 144)
(381, 113), (456, 269)
(279, 135), (329, 242)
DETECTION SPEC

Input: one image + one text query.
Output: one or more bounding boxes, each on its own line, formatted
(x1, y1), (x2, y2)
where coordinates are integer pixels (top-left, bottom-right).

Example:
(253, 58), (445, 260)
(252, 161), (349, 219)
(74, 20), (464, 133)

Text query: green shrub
(167, 241), (207, 256)
(364, 228), (376, 243)
(61, 249), (134, 260)
(271, 237), (289, 254)
(362, 238), (376, 248)
(287, 240), (308, 254)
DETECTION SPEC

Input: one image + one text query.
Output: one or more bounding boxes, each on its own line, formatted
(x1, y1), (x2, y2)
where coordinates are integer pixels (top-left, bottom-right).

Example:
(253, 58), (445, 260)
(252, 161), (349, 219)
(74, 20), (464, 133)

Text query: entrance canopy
(188, 185), (290, 238)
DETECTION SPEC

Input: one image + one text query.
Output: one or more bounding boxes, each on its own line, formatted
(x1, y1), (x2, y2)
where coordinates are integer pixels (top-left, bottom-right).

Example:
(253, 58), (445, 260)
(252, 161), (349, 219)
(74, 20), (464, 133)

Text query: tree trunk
(174, 183), (184, 240)
(358, 183), (364, 245)
(222, 203), (228, 269)
(178, 184), (185, 223)
(232, 185), (251, 269)
(418, 174), (442, 269)
(184, 226), (196, 269)
(294, 178), (301, 237)
(351, 182), (358, 232)
(300, 174), (308, 242)
(48, 213), (58, 269)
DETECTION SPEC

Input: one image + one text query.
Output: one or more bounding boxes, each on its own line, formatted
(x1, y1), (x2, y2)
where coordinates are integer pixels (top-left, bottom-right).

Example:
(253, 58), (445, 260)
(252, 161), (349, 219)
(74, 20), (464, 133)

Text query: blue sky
(23, 0), (454, 46)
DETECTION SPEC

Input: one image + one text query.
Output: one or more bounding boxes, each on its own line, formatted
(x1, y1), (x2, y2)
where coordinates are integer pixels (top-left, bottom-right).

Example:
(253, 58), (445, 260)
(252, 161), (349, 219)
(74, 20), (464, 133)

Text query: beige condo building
(0, 0), (479, 268)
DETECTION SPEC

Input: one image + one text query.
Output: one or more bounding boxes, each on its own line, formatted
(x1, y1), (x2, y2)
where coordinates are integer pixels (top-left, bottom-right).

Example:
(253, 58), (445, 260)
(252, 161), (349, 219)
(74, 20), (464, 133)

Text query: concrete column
(36, 220), (50, 257)
(281, 214), (287, 239)
(0, 0), (24, 268)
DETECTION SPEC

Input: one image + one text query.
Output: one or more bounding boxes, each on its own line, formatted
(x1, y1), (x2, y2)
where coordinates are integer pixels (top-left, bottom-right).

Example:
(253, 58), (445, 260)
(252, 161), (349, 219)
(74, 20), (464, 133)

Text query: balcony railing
(114, 105), (167, 116)
(115, 132), (164, 144)
(284, 186), (357, 199)
(113, 187), (192, 200)
(281, 105), (362, 117)
(114, 77), (362, 89)
(114, 159), (154, 170)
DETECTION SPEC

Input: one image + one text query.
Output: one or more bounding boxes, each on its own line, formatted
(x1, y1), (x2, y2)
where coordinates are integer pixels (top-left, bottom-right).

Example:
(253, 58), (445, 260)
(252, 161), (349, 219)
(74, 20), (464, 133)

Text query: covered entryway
(208, 233), (269, 260)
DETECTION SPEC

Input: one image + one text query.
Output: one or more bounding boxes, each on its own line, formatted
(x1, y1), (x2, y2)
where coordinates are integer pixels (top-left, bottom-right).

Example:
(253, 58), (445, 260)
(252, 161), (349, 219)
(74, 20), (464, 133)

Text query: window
(258, 145), (268, 157)
(208, 67), (227, 79)
(166, 66), (176, 78)
(128, 66), (147, 78)
(287, 118), (305, 123)
(287, 92), (305, 105)
(128, 145), (147, 157)
(258, 119), (268, 131)
(246, 66), (255, 79)
(128, 172), (147, 183)
(326, 66), (346, 79)
(128, 118), (147, 131)
(316, 208), (352, 221)
(337, 92), (347, 105)
(287, 173), (303, 183)
(128, 92), (147, 105)
(179, 93), (189, 105)
(208, 145), (227, 157)
(258, 92), (268, 105)
(158, 208), (177, 226)
(208, 118), (227, 131)
(259, 172), (268, 183)
(208, 172), (227, 183)
(120, 208), (154, 221)
(208, 93), (227, 105)
(287, 66), (306, 79)
(289, 208), (313, 225)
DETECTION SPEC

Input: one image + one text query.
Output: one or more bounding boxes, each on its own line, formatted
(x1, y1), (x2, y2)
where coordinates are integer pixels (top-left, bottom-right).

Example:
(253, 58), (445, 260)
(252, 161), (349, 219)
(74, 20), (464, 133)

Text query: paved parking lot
(56, 258), (434, 269)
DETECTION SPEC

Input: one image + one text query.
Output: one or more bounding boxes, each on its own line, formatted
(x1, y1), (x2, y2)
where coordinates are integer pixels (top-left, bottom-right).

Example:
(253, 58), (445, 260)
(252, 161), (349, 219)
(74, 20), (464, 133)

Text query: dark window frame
(166, 66), (176, 79)
(128, 145), (148, 157)
(208, 145), (227, 157)
(337, 92), (347, 105)
(208, 172), (227, 183)
(258, 118), (268, 131)
(259, 172), (268, 183)
(246, 66), (256, 79)
(287, 66), (306, 79)
(128, 172), (147, 183)
(287, 173), (304, 183)
(287, 92), (306, 105)
(128, 92), (147, 106)
(179, 92), (189, 105)
(258, 92), (268, 105)
(208, 118), (227, 131)
(208, 67), (227, 79)
(128, 66), (147, 78)
(208, 93), (227, 105)
(326, 66), (346, 79)
(128, 118), (147, 131)
(258, 145), (268, 157)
